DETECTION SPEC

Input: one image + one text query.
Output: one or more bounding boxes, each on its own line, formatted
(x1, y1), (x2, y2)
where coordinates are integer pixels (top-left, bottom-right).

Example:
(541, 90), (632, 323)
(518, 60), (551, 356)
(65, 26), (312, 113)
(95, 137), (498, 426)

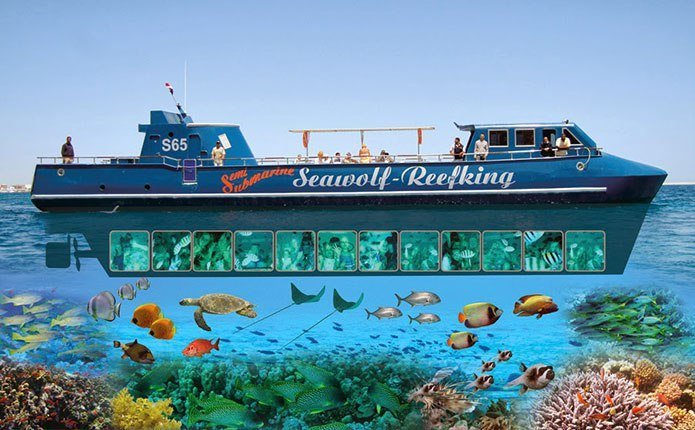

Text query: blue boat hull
(31, 154), (666, 211)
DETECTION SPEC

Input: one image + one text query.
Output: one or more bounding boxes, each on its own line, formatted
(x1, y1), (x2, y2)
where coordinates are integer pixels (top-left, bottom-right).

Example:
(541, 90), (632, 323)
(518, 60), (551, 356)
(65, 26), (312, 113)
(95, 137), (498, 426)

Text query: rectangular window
(488, 130), (508, 147)
(515, 129), (535, 147)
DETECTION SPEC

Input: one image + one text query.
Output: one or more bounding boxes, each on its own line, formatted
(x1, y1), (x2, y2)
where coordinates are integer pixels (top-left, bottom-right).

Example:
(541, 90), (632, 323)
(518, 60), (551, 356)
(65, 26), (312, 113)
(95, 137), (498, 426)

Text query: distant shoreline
(664, 182), (695, 186)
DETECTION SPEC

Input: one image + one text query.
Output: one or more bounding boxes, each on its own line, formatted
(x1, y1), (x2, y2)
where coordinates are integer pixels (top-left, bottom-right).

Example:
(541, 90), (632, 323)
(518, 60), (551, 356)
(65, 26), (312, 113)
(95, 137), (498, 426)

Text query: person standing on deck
(61, 136), (74, 164)
(450, 137), (464, 160)
(541, 136), (555, 157)
(555, 132), (571, 156)
(474, 133), (489, 161)
(359, 143), (372, 163)
(211, 141), (226, 166)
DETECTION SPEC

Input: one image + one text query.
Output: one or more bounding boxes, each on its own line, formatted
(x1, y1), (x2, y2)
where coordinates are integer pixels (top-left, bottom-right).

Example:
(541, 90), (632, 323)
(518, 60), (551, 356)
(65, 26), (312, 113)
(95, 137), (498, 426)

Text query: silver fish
(408, 313), (441, 325)
(524, 231), (544, 245)
(87, 291), (121, 322)
(395, 291), (441, 307)
(365, 307), (403, 320)
(118, 284), (137, 300)
(135, 277), (150, 290)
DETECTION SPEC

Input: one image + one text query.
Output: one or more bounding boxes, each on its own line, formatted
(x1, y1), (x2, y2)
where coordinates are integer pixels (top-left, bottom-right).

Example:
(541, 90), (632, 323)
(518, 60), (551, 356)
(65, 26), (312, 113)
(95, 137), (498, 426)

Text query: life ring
(576, 162), (586, 171)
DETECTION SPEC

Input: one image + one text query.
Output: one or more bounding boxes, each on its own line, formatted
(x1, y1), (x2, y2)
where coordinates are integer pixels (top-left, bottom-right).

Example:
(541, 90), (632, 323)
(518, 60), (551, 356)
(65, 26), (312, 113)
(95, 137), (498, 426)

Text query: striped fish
(523, 231), (544, 245)
(461, 249), (476, 259)
(542, 250), (562, 267)
(173, 235), (191, 255)
(524, 256), (542, 271)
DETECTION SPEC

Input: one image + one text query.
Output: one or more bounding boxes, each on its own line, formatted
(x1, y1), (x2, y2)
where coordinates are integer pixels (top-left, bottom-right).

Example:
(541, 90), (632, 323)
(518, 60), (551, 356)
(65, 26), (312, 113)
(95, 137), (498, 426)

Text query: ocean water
(0, 186), (693, 407)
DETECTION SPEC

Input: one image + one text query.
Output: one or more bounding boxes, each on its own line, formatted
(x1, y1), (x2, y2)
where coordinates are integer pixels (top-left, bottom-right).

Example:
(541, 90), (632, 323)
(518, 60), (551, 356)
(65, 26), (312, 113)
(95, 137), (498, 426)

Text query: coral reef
(569, 288), (691, 351)
(534, 370), (672, 429)
(124, 355), (427, 429)
(0, 358), (113, 429)
(634, 358), (664, 392)
(111, 388), (181, 430)
(670, 407), (695, 430)
(474, 399), (520, 430)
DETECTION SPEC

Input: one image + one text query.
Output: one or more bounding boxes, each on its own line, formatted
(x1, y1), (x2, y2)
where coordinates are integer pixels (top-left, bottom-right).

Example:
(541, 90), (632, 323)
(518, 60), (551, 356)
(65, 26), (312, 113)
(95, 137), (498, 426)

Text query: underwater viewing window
(523, 231), (563, 272)
(109, 231), (150, 272)
(234, 231), (274, 272)
(488, 129), (509, 147)
(359, 231), (398, 272)
(275, 231), (316, 272)
(317, 231), (357, 272)
(441, 231), (481, 272)
(400, 231), (440, 272)
(515, 129), (535, 147)
(565, 230), (606, 272)
(151, 231), (192, 272)
(482, 230), (522, 272)
(193, 231), (233, 272)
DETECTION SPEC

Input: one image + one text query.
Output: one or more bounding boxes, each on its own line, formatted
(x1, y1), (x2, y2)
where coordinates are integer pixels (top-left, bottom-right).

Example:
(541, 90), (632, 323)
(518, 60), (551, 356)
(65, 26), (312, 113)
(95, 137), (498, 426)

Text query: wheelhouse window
(562, 128), (583, 146)
(515, 129), (535, 147)
(488, 130), (508, 147)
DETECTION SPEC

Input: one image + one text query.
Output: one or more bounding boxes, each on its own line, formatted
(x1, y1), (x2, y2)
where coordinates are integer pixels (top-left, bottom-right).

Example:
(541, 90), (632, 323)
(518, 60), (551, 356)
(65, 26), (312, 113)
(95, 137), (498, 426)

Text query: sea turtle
(180, 293), (257, 331)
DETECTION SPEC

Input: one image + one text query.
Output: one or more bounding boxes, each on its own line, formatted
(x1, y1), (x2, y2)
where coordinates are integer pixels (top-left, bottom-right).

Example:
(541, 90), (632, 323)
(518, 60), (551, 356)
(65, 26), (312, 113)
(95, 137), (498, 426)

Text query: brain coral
(534, 371), (672, 430)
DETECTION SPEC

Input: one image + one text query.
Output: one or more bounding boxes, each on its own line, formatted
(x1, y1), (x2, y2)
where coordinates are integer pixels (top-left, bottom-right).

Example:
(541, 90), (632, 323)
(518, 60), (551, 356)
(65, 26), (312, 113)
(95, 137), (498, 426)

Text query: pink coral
(534, 371), (672, 430)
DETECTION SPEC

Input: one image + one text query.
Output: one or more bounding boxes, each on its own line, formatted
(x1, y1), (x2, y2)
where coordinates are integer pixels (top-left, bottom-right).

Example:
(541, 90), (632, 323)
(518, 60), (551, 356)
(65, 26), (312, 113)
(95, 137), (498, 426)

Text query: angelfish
(87, 291), (121, 322)
(458, 302), (503, 328)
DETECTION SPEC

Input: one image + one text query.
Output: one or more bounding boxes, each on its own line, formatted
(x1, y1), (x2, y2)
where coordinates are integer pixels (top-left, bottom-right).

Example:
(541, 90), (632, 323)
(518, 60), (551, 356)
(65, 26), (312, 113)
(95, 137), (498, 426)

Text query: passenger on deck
(555, 132), (571, 156)
(61, 136), (74, 164)
(450, 137), (464, 161)
(377, 150), (393, 163)
(359, 143), (372, 163)
(211, 141), (226, 166)
(343, 152), (358, 164)
(333, 152), (342, 163)
(316, 150), (328, 164)
(294, 154), (306, 164)
(474, 133), (489, 161)
(540, 137), (555, 157)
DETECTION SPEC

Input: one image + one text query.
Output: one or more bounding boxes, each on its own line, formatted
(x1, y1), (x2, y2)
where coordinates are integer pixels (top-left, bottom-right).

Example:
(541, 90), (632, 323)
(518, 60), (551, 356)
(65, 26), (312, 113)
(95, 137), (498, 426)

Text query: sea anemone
(634, 358), (663, 392)
(534, 370), (673, 429)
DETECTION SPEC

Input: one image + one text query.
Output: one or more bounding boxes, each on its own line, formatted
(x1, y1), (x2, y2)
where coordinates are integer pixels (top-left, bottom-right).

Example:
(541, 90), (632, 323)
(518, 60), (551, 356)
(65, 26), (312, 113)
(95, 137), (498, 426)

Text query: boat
(30, 104), (667, 212)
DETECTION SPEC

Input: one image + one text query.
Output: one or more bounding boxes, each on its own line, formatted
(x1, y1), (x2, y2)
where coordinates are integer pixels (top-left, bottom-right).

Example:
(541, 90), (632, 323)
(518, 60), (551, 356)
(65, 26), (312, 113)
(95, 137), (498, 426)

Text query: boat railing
(38, 147), (601, 167)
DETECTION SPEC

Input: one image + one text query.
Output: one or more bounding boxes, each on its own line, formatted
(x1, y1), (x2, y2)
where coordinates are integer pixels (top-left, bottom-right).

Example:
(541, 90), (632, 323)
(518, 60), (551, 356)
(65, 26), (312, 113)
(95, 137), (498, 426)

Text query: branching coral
(634, 358), (664, 392)
(0, 358), (113, 429)
(111, 388), (181, 430)
(534, 370), (672, 429)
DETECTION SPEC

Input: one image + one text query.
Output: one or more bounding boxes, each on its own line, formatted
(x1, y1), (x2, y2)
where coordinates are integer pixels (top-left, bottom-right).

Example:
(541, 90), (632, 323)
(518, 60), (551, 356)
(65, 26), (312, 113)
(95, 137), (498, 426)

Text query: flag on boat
(302, 131), (310, 148)
(417, 128), (423, 145)
(165, 82), (174, 95)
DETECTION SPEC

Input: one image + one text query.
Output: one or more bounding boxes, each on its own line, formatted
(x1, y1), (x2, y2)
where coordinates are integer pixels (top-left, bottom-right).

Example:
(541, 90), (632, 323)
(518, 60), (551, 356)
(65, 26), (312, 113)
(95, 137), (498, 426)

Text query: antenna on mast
(184, 60), (187, 112)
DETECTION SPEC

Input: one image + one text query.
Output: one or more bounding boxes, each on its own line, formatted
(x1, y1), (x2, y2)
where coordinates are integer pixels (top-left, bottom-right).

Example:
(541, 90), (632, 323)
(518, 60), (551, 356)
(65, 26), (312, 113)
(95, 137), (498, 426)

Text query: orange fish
(131, 304), (162, 328)
(183, 338), (220, 357)
(589, 413), (608, 420)
(577, 392), (589, 406)
(656, 393), (671, 406)
(149, 318), (176, 340)
(631, 406), (646, 415)
(605, 394), (614, 406)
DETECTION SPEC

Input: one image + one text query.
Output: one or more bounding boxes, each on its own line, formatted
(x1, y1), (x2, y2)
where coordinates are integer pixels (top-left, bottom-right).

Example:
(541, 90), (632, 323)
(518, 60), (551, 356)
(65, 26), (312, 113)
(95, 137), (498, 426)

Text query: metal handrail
(38, 147), (602, 167)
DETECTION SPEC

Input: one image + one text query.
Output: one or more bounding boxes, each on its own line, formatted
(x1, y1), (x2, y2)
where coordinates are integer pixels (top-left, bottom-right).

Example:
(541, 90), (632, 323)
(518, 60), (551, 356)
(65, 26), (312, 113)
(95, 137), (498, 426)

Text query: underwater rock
(111, 388), (181, 430)
(0, 358), (113, 429)
(534, 370), (673, 429)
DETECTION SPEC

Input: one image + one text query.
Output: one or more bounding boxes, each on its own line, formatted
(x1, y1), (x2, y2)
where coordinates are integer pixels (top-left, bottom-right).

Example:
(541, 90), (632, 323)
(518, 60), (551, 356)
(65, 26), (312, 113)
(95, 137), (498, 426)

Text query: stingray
(234, 283), (325, 334)
(281, 289), (364, 349)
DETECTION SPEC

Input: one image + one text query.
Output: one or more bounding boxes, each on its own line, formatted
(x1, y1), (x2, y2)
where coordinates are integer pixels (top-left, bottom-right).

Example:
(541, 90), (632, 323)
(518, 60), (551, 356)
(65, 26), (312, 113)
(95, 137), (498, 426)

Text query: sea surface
(0, 186), (693, 406)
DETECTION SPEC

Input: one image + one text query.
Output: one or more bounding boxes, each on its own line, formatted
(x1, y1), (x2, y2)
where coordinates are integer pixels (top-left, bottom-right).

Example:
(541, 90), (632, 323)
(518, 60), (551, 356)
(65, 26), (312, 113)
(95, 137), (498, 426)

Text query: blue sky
(1, 0), (693, 183)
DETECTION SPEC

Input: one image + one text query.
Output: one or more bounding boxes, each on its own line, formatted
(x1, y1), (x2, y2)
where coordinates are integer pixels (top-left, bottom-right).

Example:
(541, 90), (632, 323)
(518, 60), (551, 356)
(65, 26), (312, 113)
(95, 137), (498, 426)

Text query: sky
(1, 0), (693, 184)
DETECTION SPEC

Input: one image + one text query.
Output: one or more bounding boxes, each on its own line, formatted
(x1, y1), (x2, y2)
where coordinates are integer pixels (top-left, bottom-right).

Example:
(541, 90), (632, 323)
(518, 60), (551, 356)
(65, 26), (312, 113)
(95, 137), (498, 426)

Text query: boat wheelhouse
(30, 107), (667, 211)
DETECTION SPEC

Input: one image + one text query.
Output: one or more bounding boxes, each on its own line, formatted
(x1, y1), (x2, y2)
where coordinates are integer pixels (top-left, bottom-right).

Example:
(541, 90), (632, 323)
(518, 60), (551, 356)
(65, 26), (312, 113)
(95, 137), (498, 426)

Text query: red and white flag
(302, 131), (310, 148)
(165, 82), (174, 95)
(417, 128), (423, 145)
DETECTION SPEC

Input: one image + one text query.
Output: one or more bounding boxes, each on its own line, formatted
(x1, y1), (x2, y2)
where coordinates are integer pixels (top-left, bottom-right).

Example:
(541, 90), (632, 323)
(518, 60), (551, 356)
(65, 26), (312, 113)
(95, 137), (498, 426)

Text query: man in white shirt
(211, 141), (226, 166)
(555, 132), (571, 156)
(474, 133), (489, 161)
